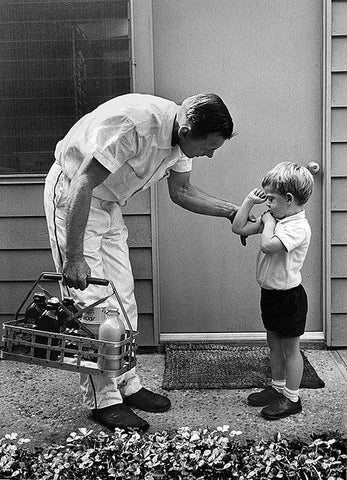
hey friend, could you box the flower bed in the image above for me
[1,426,346,479]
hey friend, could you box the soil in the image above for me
[0,351,346,450]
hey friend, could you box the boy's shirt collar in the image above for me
[277,210,306,223]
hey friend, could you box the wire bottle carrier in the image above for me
[0,272,138,378]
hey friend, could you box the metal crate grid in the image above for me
[0,273,138,378]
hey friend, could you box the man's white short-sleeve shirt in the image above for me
[256,210,311,290]
[54,94,192,205]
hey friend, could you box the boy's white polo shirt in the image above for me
[256,210,311,290]
[54,93,192,205]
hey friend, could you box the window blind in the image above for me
[0,0,131,174]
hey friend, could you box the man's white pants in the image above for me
[44,162,142,409]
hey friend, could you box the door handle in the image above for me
[307,162,320,175]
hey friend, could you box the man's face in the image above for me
[179,131,226,158]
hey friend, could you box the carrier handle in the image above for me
[42,272,109,286]
[41,273,134,334]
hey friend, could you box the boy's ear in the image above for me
[286,192,294,203]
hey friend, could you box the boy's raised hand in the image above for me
[247,188,267,204]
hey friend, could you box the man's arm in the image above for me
[63,157,110,290]
[167,170,239,221]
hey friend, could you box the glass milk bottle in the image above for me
[98,308,125,371]
[24,292,46,324]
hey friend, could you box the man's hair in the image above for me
[261,161,314,205]
[181,93,234,139]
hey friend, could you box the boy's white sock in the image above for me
[271,379,286,393]
[283,386,300,403]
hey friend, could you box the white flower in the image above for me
[18,438,31,445]
[78,428,93,437]
[190,431,200,441]
[217,425,230,432]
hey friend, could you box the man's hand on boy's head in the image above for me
[247,188,267,204]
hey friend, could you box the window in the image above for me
[0,0,132,175]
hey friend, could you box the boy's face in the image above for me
[264,186,291,220]
[179,131,225,158]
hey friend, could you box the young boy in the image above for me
[232,162,314,420]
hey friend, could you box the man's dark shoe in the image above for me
[261,396,302,420]
[247,386,283,406]
[91,404,149,431]
[123,388,171,413]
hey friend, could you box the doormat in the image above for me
[162,344,325,390]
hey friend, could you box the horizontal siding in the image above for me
[331,212,347,243]
[331,178,347,209]
[0,250,55,279]
[0,215,152,249]
[0,184,45,216]
[332,37,347,70]
[331,278,347,313]
[331,314,347,347]
[137,314,155,347]
[0,184,150,216]
[331,73,347,105]
[332,1,347,33]
[332,143,347,175]
[331,245,347,277]
[121,191,151,215]
[331,108,347,141]
[0,248,152,281]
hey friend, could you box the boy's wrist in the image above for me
[244,196,256,208]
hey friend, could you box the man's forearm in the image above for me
[65,177,93,260]
[172,183,239,220]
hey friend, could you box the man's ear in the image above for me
[178,125,191,139]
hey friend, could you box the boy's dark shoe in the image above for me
[123,387,171,413]
[261,396,302,420]
[247,386,283,406]
[91,404,149,431]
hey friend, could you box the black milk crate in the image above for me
[1,273,138,378]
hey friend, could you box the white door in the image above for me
[153,0,324,341]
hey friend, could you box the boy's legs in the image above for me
[267,330,286,383]
[247,330,285,406]
[261,334,303,419]
[281,335,303,391]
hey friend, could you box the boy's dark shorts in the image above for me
[260,284,307,338]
